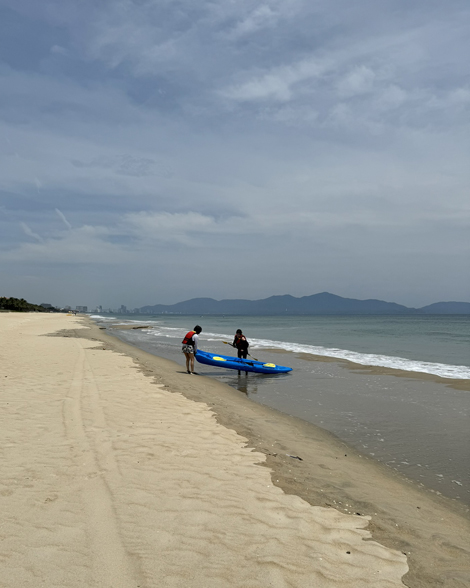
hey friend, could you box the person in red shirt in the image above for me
[182,325,202,374]
[232,329,249,359]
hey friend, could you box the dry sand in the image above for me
[1,313,468,587]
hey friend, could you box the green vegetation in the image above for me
[0,297,49,312]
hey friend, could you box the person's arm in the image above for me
[192,333,199,353]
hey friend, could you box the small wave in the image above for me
[150,327,233,339]
[249,338,470,380]
[123,319,160,325]
[111,323,470,380]
[90,315,117,320]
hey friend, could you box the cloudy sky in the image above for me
[1,0,469,309]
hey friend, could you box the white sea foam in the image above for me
[121,319,159,325]
[90,314,117,320]
[154,328,470,378]
[248,337,470,380]
[92,319,470,380]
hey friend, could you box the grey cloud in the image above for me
[20,222,43,242]
[71,155,172,178]
[55,208,72,229]
[0,0,468,307]
[2,224,126,265]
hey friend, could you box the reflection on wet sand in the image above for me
[219,370,257,396]
[237,372,252,395]
[220,370,292,397]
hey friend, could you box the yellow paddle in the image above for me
[222,341,258,361]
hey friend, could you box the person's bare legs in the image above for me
[184,352,196,373]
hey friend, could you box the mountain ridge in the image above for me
[138,292,470,315]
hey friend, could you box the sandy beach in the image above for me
[1,314,469,587]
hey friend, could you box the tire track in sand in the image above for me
[62,338,140,588]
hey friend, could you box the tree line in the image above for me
[0,297,49,312]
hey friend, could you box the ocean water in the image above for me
[90,313,470,506]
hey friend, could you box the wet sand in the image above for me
[1,313,469,587]
[105,326,470,505]
[295,351,470,392]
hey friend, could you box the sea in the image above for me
[90,313,470,507]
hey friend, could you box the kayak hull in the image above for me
[195,350,292,374]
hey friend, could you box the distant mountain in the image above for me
[418,301,470,314]
[138,292,470,315]
[139,292,433,315]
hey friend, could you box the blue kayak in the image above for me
[195,350,292,374]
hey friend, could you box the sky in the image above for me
[1,0,469,310]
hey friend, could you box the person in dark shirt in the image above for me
[232,329,249,359]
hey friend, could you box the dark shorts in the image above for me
[182,345,195,354]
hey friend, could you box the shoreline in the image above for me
[101,319,470,505]
[100,314,470,382]
[80,315,470,587]
[2,313,469,587]
[103,320,470,389]
[257,347,470,391]
[298,352,470,391]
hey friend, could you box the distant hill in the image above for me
[418,301,470,314]
[139,292,470,316]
